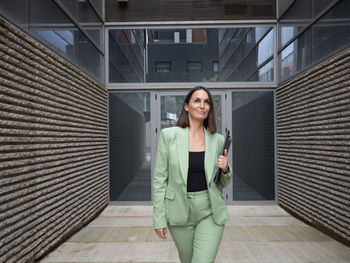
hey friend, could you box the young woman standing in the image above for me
[153,86,232,263]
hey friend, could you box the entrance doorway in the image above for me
[109,89,275,204]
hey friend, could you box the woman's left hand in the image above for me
[217,149,228,173]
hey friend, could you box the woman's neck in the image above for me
[188,120,204,135]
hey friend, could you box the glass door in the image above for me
[108,89,276,204]
[154,90,231,202]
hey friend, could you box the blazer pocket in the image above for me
[165,189,175,200]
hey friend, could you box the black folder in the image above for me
[213,130,231,185]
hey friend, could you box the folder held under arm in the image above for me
[213,130,231,185]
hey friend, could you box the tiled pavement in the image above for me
[39,205,350,263]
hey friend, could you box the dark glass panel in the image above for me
[78,0,103,49]
[0,0,28,31]
[312,0,350,63]
[109,29,146,83]
[29,0,79,64]
[281,29,312,81]
[279,0,312,47]
[79,32,101,81]
[231,91,275,201]
[109,92,151,201]
[57,0,103,49]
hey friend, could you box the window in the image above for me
[156,62,171,73]
[187,61,203,73]
[213,61,219,72]
[110,27,274,83]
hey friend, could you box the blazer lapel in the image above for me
[176,127,189,185]
[176,127,218,186]
[204,128,217,184]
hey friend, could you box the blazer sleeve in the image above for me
[152,129,169,229]
[216,165,232,188]
[216,134,232,188]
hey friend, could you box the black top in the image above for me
[187,151,208,192]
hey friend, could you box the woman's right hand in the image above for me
[155,228,167,239]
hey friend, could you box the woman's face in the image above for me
[184,89,210,123]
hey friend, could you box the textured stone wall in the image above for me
[0,18,108,263]
[276,48,350,245]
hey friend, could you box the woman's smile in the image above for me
[185,90,210,121]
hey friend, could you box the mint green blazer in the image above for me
[153,126,232,229]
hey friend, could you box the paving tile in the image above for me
[87,217,153,228]
[68,227,174,243]
[40,242,179,263]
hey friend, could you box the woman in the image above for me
[153,86,232,263]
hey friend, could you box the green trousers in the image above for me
[168,189,224,263]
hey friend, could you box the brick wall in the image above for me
[276,48,350,245]
[0,18,108,262]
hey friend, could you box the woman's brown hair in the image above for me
[176,86,216,133]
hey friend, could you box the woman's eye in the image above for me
[205,100,210,104]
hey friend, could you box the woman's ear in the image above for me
[184,103,189,112]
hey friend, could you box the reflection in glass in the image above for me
[109,93,151,201]
[27,0,103,83]
[220,28,273,82]
[109,29,146,83]
[160,95,222,134]
[312,0,334,18]
[312,0,350,63]
[279,0,312,48]
[156,62,171,73]
[0,0,28,31]
[90,0,104,19]
[279,0,349,81]
[213,61,219,73]
[161,96,184,129]
[258,30,274,66]
[77,0,103,49]
[187,62,203,73]
[219,28,249,71]
[29,0,79,62]
[281,43,294,80]
[278,0,330,49]
[34,29,76,59]
[248,60,274,81]
[79,32,101,81]
[147,29,217,82]
[109,27,274,83]
[231,91,275,201]
[281,29,312,81]
[149,29,206,44]
[56,0,103,49]
[281,26,296,47]
[219,27,273,82]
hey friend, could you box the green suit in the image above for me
[153,126,232,229]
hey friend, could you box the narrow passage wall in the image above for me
[277,47,350,245]
[0,18,108,263]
